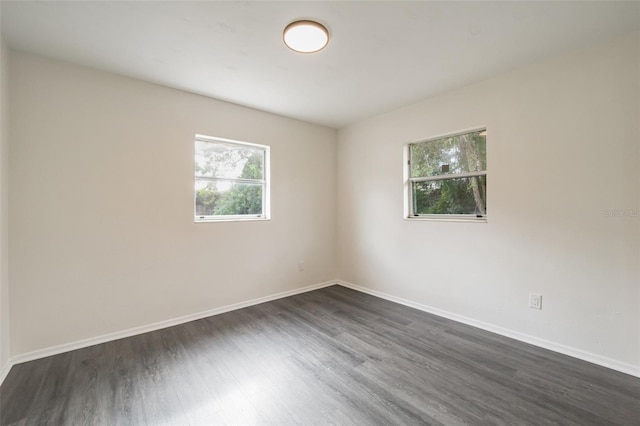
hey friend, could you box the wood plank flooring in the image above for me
[1,285,639,425]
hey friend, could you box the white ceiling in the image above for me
[1,1,638,129]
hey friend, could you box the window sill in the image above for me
[405,215,487,223]
[195,216,271,223]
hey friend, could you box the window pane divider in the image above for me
[410,170,486,183]
[195,176,265,185]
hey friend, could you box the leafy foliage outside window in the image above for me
[408,129,487,218]
[195,136,268,220]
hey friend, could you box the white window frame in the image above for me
[194,134,270,223]
[404,127,487,223]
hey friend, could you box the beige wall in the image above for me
[9,52,337,355]
[337,33,640,371]
[0,36,10,376]
[5,32,639,376]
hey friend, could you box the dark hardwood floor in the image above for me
[1,285,639,425]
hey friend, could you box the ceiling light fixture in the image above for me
[283,20,329,53]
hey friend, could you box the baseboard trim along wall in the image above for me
[1,280,337,385]
[2,279,638,388]
[0,361,11,386]
[336,280,640,378]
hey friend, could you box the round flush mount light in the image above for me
[283,20,329,53]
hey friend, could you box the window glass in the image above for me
[194,136,269,222]
[408,129,487,220]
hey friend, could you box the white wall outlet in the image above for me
[298,261,304,272]
[529,293,542,310]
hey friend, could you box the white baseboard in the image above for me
[0,360,11,386]
[336,280,640,378]
[3,278,638,388]
[5,280,338,378]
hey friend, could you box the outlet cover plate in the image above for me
[529,293,542,310]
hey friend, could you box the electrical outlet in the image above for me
[529,293,542,310]
[298,261,304,272]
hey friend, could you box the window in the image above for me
[406,128,487,221]
[194,135,270,222]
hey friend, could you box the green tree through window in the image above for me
[408,129,487,218]
[195,136,269,220]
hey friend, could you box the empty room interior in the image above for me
[0,1,639,425]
